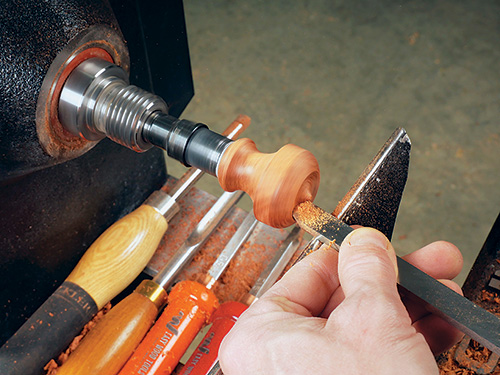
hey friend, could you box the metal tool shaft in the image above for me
[293,201,500,356]
[207,210,259,288]
[152,191,244,290]
[249,226,304,299]
[208,226,305,375]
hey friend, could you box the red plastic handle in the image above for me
[118,280,218,375]
[178,301,248,375]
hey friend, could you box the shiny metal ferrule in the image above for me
[144,190,180,220]
[134,280,167,309]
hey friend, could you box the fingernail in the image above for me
[345,227,389,250]
[344,227,399,278]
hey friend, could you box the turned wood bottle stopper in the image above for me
[217,138,320,228]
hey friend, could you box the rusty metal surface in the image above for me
[332,127,410,240]
[292,128,410,266]
[454,337,500,374]
[146,177,301,304]
[0,0,124,180]
[36,32,127,161]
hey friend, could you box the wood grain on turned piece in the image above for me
[217,138,320,228]
[66,204,168,309]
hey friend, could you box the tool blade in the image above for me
[334,127,411,240]
[208,210,259,282]
[293,201,500,356]
[292,128,410,265]
[293,202,354,246]
[249,226,304,299]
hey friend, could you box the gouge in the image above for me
[180,225,304,375]
[293,201,500,356]
[0,116,249,375]
[56,190,244,375]
[118,211,259,375]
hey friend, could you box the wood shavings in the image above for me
[43,303,112,374]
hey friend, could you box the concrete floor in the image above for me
[167,0,500,285]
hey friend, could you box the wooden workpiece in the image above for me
[217,138,320,228]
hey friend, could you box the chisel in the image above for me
[118,210,259,375]
[0,116,249,375]
[56,190,244,375]
[179,225,304,375]
[292,201,500,356]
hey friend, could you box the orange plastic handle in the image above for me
[178,301,248,375]
[118,280,219,375]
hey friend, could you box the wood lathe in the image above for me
[1,1,499,375]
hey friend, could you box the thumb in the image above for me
[338,227,399,299]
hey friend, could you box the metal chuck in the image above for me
[58,58,232,175]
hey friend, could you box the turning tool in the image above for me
[179,226,304,375]
[118,211,259,375]
[0,117,248,375]
[294,127,410,264]
[58,58,320,227]
[56,191,244,375]
[293,201,500,356]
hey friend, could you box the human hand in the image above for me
[219,227,464,374]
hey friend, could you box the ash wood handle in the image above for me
[56,291,159,375]
[66,204,168,309]
[217,138,320,228]
[0,205,167,375]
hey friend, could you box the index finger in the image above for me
[259,245,341,317]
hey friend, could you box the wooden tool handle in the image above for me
[217,138,320,228]
[66,204,168,309]
[56,290,161,375]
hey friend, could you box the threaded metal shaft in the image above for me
[58,57,232,175]
[93,80,167,151]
